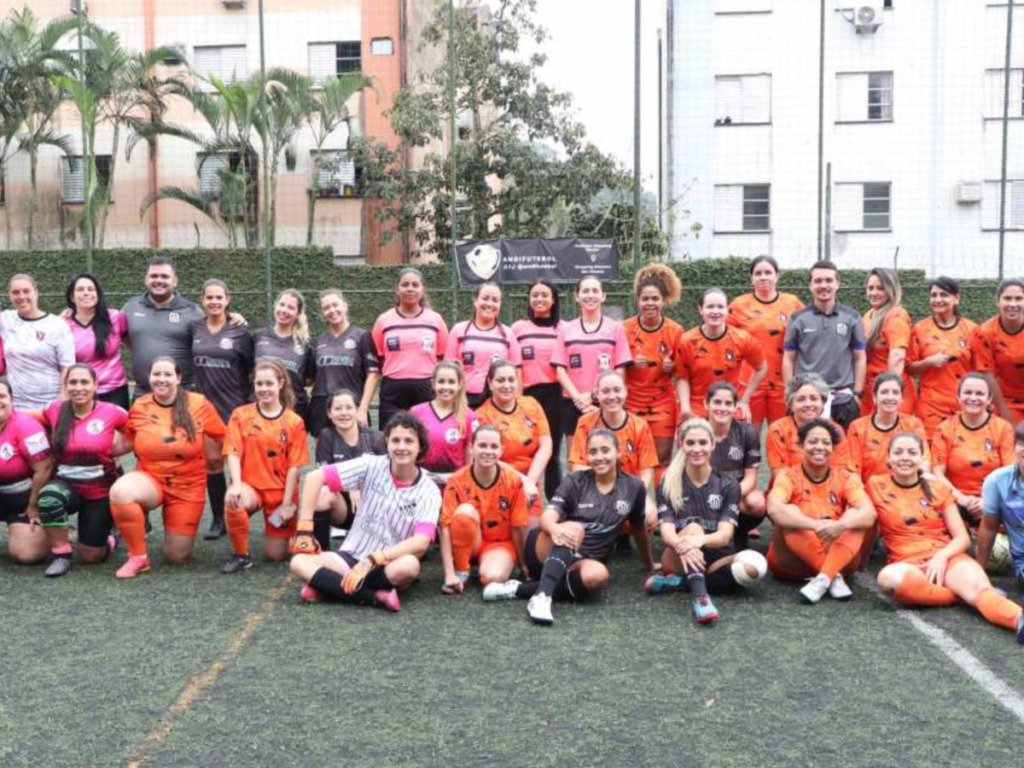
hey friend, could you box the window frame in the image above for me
[714,73,772,126]
[61,154,113,205]
[713,183,771,234]
[833,181,892,232]
[742,184,771,232]
[310,149,362,199]
[835,71,894,124]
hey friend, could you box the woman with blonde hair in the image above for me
[410,360,478,481]
[862,268,916,415]
[254,289,314,428]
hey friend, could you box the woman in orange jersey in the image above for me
[766,373,848,479]
[845,373,929,482]
[623,263,685,468]
[931,372,1015,525]
[766,419,876,604]
[109,357,227,578]
[474,358,552,513]
[907,277,978,438]
[862,268,916,416]
[220,361,309,573]
[677,288,767,422]
[871,432,1024,642]
[728,256,804,433]
[439,424,529,598]
[972,278,1024,425]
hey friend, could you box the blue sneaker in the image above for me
[643,573,685,595]
[692,594,719,624]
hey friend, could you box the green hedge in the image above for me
[0,249,1003,333]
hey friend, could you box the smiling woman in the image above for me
[446,282,522,409]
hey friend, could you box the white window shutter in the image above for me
[714,185,743,232]
[198,154,227,198]
[715,77,741,123]
[1013,180,1024,227]
[220,46,246,83]
[836,74,867,122]
[986,71,1004,119]
[309,43,336,85]
[744,75,771,123]
[833,183,862,230]
[61,157,84,203]
[983,182,1001,229]
[1013,70,1024,118]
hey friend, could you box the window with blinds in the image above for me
[834,182,891,231]
[982,180,1024,229]
[61,155,112,204]
[197,153,230,199]
[309,42,361,85]
[714,74,771,125]
[984,69,1024,118]
[193,45,247,91]
[836,72,893,122]
[312,150,359,198]
[714,184,770,232]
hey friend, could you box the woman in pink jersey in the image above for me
[64,274,130,410]
[551,276,633,439]
[410,361,477,481]
[371,268,449,431]
[446,282,522,409]
[0,378,54,565]
[512,280,564,498]
[34,364,130,577]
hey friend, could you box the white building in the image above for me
[662,0,1024,277]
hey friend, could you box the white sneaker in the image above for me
[828,573,854,601]
[482,580,521,602]
[800,574,831,604]
[527,592,554,624]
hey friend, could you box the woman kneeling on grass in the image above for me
[645,418,768,625]
[289,411,441,613]
[514,428,654,625]
[439,424,530,597]
[869,432,1024,643]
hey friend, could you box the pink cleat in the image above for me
[375,589,401,613]
[116,555,151,579]
[299,584,322,603]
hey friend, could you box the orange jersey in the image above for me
[909,316,978,431]
[862,307,916,414]
[728,292,804,395]
[440,463,529,543]
[930,414,1015,496]
[569,410,658,477]
[126,392,227,500]
[868,474,956,564]
[622,316,684,410]
[972,316,1024,409]
[766,416,848,473]
[474,396,550,475]
[677,326,765,415]
[845,413,929,482]
[768,465,869,521]
[223,404,309,492]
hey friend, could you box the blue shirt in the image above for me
[981,463,1024,578]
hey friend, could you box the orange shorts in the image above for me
[893,551,973,571]
[766,542,816,581]
[478,539,518,564]
[630,400,678,439]
[748,387,787,426]
[255,488,299,540]
[139,471,205,538]
[528,497,543,518]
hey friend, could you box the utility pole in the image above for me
[259,0,273,322]
[816,0,826,261]
[998,0,1015,279]
[75,0,92,270]
[633,0,642,267]
[449,0,459,324]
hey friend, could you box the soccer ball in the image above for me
[985,533,1013,575]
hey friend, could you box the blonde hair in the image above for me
[433,360,470,439]
[634,262,682,305]
[276,289,310,349]
[866,268,903,348]
[660,417,715,511]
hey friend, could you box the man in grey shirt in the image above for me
[782,260,866,430]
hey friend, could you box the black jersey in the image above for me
[190,320,255,421]
[311,326,379,397]
[711,420,761,484]
[316,426,386,465]
[656,471,740,533]
[253,328,314,408]
[549,469,646,561]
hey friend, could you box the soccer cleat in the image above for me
[527,592,554,625]
[203,520,226,540]
[828,573,854,601]
[44,555,72,578]
[116,555,151,579]
[482,580,521,602]
[691,594,719,624]
[643,573,685,595]
[375,589,401,613]
[299,584,322,603]
[220,554,253,574]
[800,574,832,604]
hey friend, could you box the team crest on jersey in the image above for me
[445,427,460,444]
[524,418,535,429]
[462,351,475,365]
[169,312,180,324]
[779,312,788,323]
[708,494,722,510]
[659,342,669,356]
[958,338,967,349]
[422,336,435,352]
[0,443,12,460]
[569,354,582,369]
[836,323,848,336]
[986,439,995,452]
[725,349,735,362]
[829,492,839,507]
[727,445,743,461]
[499,497,509,511]
[219,338,234,350]
[615,500,631,517]
[35,330,46,341]
[920,497,931,508]
[598,353,612,370]
[344,338,357,349]
[85,419,105,435]
[626,440,635,453]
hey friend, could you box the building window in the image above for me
[309,42,361,85]
[714,184,770,232]
[193,45,247,91]
[982,180,1024,229]
[834,182,891,231]
[984,69,1024,118]
[62,155,112,204]
[371,38,394,56]
[312,150,361,198]
[714,74,771,125]
[197,151,255,217]
[836,72,893,122]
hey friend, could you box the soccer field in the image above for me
[1,519,1021,768]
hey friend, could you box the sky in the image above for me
[531,0,663,192]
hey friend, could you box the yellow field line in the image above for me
[125,576,293,768]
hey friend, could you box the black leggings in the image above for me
[75,497,114,548]
[97,385,130,411]
[524,382,563,499]
[378,377,434,431]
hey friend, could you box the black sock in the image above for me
[363,568,395,592]
[537,545,574,597]
[686,571,708,599]
[705,564,742,594]
[553,569,588,602]
[309,567,347,601]
[734,513,762,549]
[207,472,227,525]
[516,581,539,600]
[313,512,331,551]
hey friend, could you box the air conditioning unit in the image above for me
[222,0,246,7]
[70,0,87,15]
[854,4,883,34]
[955,182,983,205]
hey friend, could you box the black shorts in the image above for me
[467,392,487,410]
[379,377,434,429]
[703,545,736,568]
[560,397,583,438]
[97,385,131,411]
[75,496,114,548]
[0,492,31,525]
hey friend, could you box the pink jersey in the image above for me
[410,401,478,473]
[66,309,129,393]
[42,400,128,500]
[0,411,51,492]
[372,308,449,380]
[551,316,633,396]
[511,319,562,388]
[445,321,522,395]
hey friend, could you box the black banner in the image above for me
[455,238,620,287]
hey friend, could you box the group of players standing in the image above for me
[1,256,1024,637]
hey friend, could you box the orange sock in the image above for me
[781,529,826,573]
[225,504,250,557]
[110,501,147,558]
[449,514,478,573]
[820,529,867,580]
[892,568,960,607]
[975,587,1023,631]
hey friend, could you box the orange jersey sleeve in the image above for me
[622,415,659,476]
[440,464,527,542]
[568,410,599,467]
[973,317,1024,405]
[931,415,1015,496]
[868,474,955,564]
[475,396,550,475]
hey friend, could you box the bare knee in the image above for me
[743,491,767,518]
[454,504,480,522]
[876,565,906,594]
[8,545,46,565]
[388,554,421,588]
[78,546,108,565]
[580,561,610,591]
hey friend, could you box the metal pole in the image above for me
[998,0,1015,280]
[449,0,459,325]
[657,28,663,231]
[258,0,273,322]
[816,0,826,261]
[76,3,92,270]
[824,162,832,261]
[633,0,642,267]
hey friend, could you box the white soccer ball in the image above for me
[985,533,1013,575]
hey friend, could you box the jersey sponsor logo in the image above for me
[219,338,234,350]
[0,443,13,460]
[386,336,401,351]
[35,330,46,342]
[194,356,233,370]
[318,354,355,367]
[615,499,631,517]
[344,338,357,350]
[85,419,105,435]
[569,353,582,369]
[169,312,181,324]
[708,493,722,511]
[24,432,49,453]
[445,427,461,444]
[462,351,475,366]
[597,353,611,370]
[836,323,848,336]
[522,345,535,360]
[727,445,743,461]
